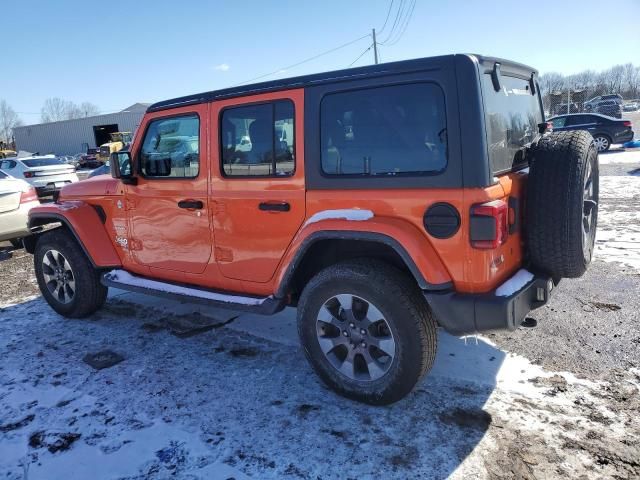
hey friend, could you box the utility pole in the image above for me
[372,28,379,64]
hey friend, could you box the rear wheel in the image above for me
[34,229,108,318]
[297,260,437,405]
[592,134,611,152]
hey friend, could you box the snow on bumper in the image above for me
[424,270,555,335]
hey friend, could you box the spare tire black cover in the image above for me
[525,130,599,279]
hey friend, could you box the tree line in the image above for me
[539,63,640,103]
[0,98,101,145]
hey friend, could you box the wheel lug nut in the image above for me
[343,330,349,337]
[361,342,366,348]
[360,329,366,335]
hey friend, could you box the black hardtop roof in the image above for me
[148,53,537,113]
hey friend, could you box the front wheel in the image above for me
[34,229,108,318]
[297,260,437,405]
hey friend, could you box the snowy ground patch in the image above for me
[1,294,638,479]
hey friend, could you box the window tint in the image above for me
[22,158,65,168]
[320,83,447,176]
[566,115,593,126]
[140,115,199,178]
[481,74,543,174]
[221,100,294,177]
[0,160,16,169]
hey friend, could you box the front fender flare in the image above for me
[27,201,121,268]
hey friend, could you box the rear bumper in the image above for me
[425,273,555,335]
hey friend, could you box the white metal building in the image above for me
[13,103,149,156]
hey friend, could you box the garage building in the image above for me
[13,103,149,156]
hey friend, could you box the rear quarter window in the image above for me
[481,74,543,175]
[320,83,447,176]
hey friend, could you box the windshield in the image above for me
[22,158,66,168]
[481,74,543,174]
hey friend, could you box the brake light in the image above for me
[623,120,632,127]
[470,200,508,249]
[23,171,34,178]
[20,187,39,204]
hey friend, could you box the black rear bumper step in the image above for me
[101,270,285,315]
[425,274,554,335]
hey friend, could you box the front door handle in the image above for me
[178,200,204,209]
[259,201,290,212]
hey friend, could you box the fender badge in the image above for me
[117,200,123,209]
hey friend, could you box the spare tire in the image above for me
[526,130,599,278]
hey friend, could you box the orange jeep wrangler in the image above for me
[25,54,598,404]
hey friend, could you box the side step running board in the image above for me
[101,269,284,315]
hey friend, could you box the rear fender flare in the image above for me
[27,201,121,268]
[275,219,453,298]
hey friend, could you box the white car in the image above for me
[0,155,79,198]
[0,170,40,247]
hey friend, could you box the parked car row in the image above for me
[548,113,634,151]
[0,169,40,247]
[0,155,79,198]
[552,94,640,119]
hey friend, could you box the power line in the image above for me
[234,34,371,86]
[349,46,373,67]
[383,0,416,46]
[378,0,395,35]
[380,0,405,44]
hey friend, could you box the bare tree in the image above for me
[78,102,100,117]
[41,97,73,122]
[539,72,565,96]
[0,99,22,145]
[623,63,640,98]
[41,98,101,122]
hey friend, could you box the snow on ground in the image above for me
[595,148,640,271]
[1,289,638,479]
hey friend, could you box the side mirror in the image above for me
[110,151,137,185]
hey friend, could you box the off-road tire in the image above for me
[297,259,437,405]
[34,228,108,318]
[526,130,599,278]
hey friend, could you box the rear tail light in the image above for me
[470,200,508,249]
[623,120,632,127]
[23,171,34,178]
[20,187,39,204]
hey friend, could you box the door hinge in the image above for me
[129,239,143,251]
[215,247,233,262]
[211,200,226,215]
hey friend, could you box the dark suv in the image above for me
[585,99,623,118]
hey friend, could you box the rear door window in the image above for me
[481,74,543,174]
[320,83,447,176]
[551,117,567,128]
[566,115,593,127]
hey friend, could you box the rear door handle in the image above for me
[259,201,290,212]
[178,200,204,209]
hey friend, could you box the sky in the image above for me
[3,0,639,126]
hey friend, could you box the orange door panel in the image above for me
[210,89,305,283]
[125,104,213,275]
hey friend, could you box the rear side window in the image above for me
[221,100,295,177]
[320,83,447,176]
[140,115,199,178]
[481,74,543,174]
[22,158,65,168]
[566,115,593,126]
